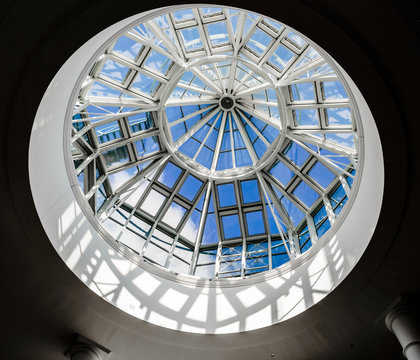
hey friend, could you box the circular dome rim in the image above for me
[28,3,384,334]
[63,4,365,285]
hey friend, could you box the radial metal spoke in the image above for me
[193,111,222,160]
[234,81,272,98]
[236,109,271,148]
[169,104,217,127]
[210,111,227,171]
[190,66,223,94]
[145,20,186,64]
[289,127,354,135]
[231,111,258,164]
[189,181,212,274]
[256,172,294,257]
[173,82,218,96]
[288,132,356,157]
[165,98,219,107]
[174,107,220,149]
[235,102,281,129]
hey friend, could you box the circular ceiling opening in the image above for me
[29,3,383,334]
[67,5,361,280]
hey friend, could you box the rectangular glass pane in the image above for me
[140,189,166,216]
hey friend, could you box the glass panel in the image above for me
[241,179,260,203]
[253,138,267,158]
[144,50,173,75]
[135,136,160,156]
[128,112,154,133]
[96,185,106,211]
[323,81,348,100]
[280,196,304,226]
[294,109,319,126]
[140,189,166,216]
[88,82,122,98]
[196,146,214,168]
[283,141,310,167]
[95,121,121,144]
[144,241,168,266]
[102,146,129,167]
[222,214,241,239]
[329,185,348,215]
[268,44,294,71]
[308,162,335,188]
[112,36,142,61]
[173,9,195,22]
[245,211,265,235]
[206,22,229,47]
[271,240,289,268]
[292,181,319,208]
[326,108,351,126]
[100,59,129,83]
[313,206,331,237]
[179,175,203,201]
[217,183,236,207]
[291,82,315,101]
[131,72,160,96]
[246,28,272,56]
[162,202,187,228]
[180,27,203,52]
[202,212,218,245]
[179,137,201,158]
[235,149,252,167]
[157,162,182,189]
[108,165,138,190]
[270,160,295,186]
[201,7,222,16]
[216,151,232,170]
[325,133,355,149]
[286,31,306,48]
[180,209,201,242]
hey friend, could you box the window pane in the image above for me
[245,211,265,235]
[241,179,260,203]
[135,136,160,156]
[100,59,129,83]
[207,22,229,46]
[222,214,241,239]
[157,162,182,188]
[217,183,236,207]
[270,160,294,186]
[180,27,203,52]
[326,108,351,126]
[140,189,166,216]
[144,50,173,75]
[179,175,203,201]
[162,202,186,228]
[283,141,309,167]
[268,44,294,71]
[308,162,335,188]
[102,146,129,167]
[323,81,347,100]
[112,36,142,61]
[95,121,121,144]
[246,28,272,55]
[291,82,315,101]
[294,109,319,126]
[293,181,319,208]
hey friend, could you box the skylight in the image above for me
[69,5,360,280]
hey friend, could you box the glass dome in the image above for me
[69,5,359,280]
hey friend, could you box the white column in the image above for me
[66,335,110,360]
[386,303,420,360]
